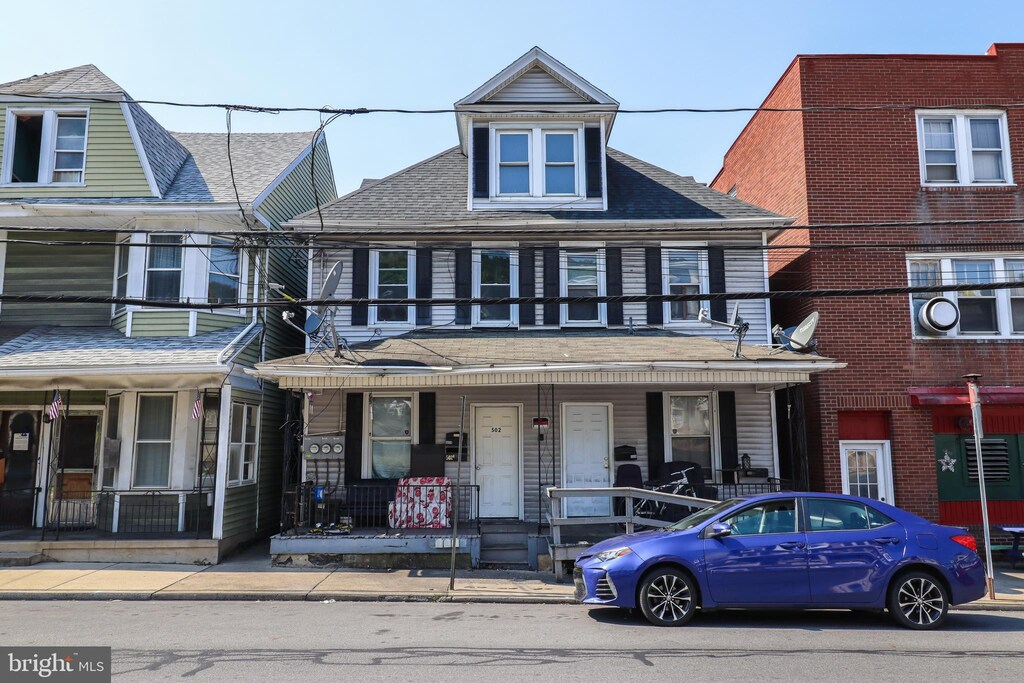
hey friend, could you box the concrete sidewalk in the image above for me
[0,543,1021,608]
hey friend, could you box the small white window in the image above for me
[917,111,1012,186]
[488,124,587,202]
[908,259,941,335]
[370,249,415,325]
[208,238,241,305]
[953,259,998,334]
[662,249,707,324]
[561,249,606,325]
[228,402,259,485]
[133,394,174,488]
[145,235,183,302]
[473,248,518,326]
[114,239,130,313]
[2,109,88,185]
[364,394,417,479]
[544,132,577,195]
[498,132,530,195]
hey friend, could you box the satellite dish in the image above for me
[728,301,740,327]
[317,261,344,316]
[774,311,819,352]
[304,311,324,335]
[918,297,959,333]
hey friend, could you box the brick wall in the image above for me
[712,44,1024,521]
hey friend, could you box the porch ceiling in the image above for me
[252,329,843,389]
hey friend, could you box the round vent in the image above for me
[918,297,959,333]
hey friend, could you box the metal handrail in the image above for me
[545,485,715,537]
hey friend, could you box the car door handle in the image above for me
[873,537,900,545]
[779,541,806,550]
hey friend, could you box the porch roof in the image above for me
[252,329,844,389]
[0,324,261,390]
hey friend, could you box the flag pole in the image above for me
[964,373,995,600]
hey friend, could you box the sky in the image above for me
[3,0,1023,195]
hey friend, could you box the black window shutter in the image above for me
[718,391,738,469]
[518,247,535,325]
[455,247,472,325]
[646,392,665,481]
[344,392,364,484]
[542,247,559,325]
[645,247,663,325]
[708,246,727,321]
[606,247,623,326]
[352,248,369,326]
[418,392,436,445]
[472,127,489,198]
[584,127,602,198]
[416,248,432,326]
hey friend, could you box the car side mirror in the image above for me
[708,522,732,539]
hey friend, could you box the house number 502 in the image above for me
[491,427,502,433]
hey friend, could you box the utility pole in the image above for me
[963,374,995,600]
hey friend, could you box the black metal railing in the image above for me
[713,479,794,499]
[0,487,39,532]
[43,488,214,538]
[290,481,480,533]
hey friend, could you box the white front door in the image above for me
[475,405,520,518]
[840,440,895,504]
[562,403,612,517]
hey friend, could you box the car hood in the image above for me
[584,529,674,560]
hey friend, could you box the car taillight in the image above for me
[951,534,977,552]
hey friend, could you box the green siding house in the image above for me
[0,65,336,563]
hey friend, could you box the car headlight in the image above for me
[594,547,633,562]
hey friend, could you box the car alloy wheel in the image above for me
[638,568,697,626]
[889,572,948,630]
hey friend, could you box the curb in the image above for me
[0,590,577,604]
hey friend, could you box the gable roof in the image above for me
[456,47,617,106]
[290,146,780,227]
[0,64,123,97]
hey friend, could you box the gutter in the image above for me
[0,363,227,378]
[284,215,791,232]
[218,320,260,364]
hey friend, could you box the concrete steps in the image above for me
[0,552,43,567]
[479,520,531,568]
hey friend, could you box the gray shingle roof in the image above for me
[128,102,191,196]
[0,65,123,96]
[260,328,828,371]
[295,146,780,225]
[0,324,260,370]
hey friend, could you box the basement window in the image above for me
[2,109,88,185]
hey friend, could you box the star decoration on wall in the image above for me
[938,452,956,473]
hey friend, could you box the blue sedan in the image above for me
[574,492,985,629]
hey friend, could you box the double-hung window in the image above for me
[365,394,416,479]
[662,249,707,323]
[561,248,606,325]
[208,238,241,305]
[491,125,585,200]
[145,235,183,302]
[2,109,88,185]
[133,394,174,488]
[473,248,518,325]
[498,132,530,195]
[370,249,415,324]
[665,393,715,479]
[907,254,1024,338]
[228,402,259,485]
[917,111,1012,185]
[114,239,130,312]
[544,132,577,195]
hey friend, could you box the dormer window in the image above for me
[498,133,530,194]
[544,133,577,194]
[486,124,588,203]
[1,108,89,185]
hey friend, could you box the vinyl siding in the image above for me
[0,101,153,198]
[313,239,771,345]
[128,311,190,337]
[2,232,115,326]
[195,312,246,335]
[223,386,284,539]
[486,67,589,103]
[307,384,775,524]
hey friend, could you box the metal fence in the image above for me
[289,481,480,533]
[43,489,214,538]
[0,487,39,532]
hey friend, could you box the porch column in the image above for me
[211,383,232,540]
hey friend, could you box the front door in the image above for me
[475,405,520,518]
[49,415,100,528]
[0,411,40,529]
[840,441,894,504]
[562,403,612,517]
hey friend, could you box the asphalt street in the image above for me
[2,601,1022,681]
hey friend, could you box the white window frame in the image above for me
[207,237,243,308]
[907,252,1024,339]
[131,393,175,490]
[916,110,1013,186]
[488,122,586,202]
[227,401,259,487]
[1,107,90,186]
[144,233,184,303]
[663,391,720,474]
[101,393,121,490]
[369,249,416,326]
[559,246,607,326]
[496,130,532,196]
[361,392,419,480]
[472,246,519,326]
[661,244,709,326]
[112,237,130,315]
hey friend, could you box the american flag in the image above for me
[191,390,204,421]
[47,390,62,421]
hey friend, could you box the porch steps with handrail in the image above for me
[479,520,531,568]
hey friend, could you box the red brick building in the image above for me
[713,43,1024,526]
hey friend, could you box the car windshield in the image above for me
[666,498,744,531]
